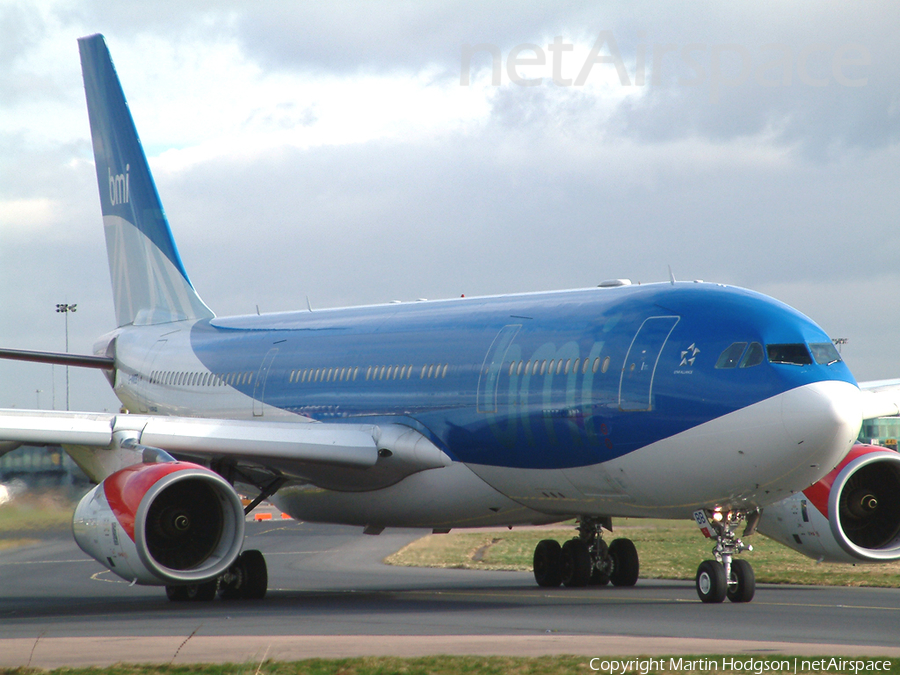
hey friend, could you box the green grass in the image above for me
[385,519,900,587]
[3,656,900,675]
[0,490,75,534]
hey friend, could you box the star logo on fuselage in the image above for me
[680,343,700,367]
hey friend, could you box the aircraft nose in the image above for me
[781,380,862,472]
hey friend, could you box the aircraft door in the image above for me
[618,316,679,412]
[477,325,521,413]
[253,347,279,417]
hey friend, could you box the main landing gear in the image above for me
[166,549,268,602]
[693,509,758,604]
[533,517,639,589]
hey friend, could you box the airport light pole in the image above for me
[56,303,76,410]
[832,337,848,354]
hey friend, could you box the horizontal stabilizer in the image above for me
[0,348,114,370]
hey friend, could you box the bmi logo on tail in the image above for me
[108,164,130,205]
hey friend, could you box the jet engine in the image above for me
[73,461,245,585]
[758,444,900,563]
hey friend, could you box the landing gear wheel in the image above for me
[589,566,611,586]
[727,559,755,603]
[588,536,610,586]
[561,539,592,587]
[166,580,217,602]
[241,550,268,599]
[696,560,727,603]
[609,538,639,587]
[220,550,268,600]
[533,539,562,587]
[166,585,188,602]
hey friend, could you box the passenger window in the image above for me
[809,342,842,366]
[517,361,525,376]
[602,356,610,373]
[767,343,813,366]
[442,364,449,377]
[739,342,764,368]
[572,358,580,374]
[715,342,747,369]
[540,360,547,375]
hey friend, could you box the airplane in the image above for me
[1,33,899,605]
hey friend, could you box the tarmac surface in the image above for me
[2,518,900,667]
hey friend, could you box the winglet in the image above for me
[78,34,213,327]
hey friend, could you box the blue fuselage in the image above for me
[124,282,856,473]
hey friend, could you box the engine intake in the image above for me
[759,444,900,563]
[74,461,245,585]
[829,450,900,559]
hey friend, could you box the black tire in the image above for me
[533,539,562,587]
[560,539,592,587]
[186,580,218,601]
[726,559,755,603]
[240,550,268,600]
[696,560,727,603]
[609,538,639,587]
[166,585,189,602]
[589,566,611,586]
[219,578,242,600]
[588,539,611,586]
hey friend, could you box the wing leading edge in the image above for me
[858,379,900,420]
[0,409,379,482]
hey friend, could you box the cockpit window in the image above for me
[715,342,747,369]
[767,343,812,366]
[809,342,842,366]
[739,342,764,368]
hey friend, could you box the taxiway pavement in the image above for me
[2,520,899,667]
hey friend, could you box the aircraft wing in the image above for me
[0,409,379,478]
[858,379,900,420]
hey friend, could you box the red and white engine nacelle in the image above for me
[758,443,900,563]
[73,461,245,585]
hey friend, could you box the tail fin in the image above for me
[78,34,213,327]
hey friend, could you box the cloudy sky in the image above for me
[1,1,898,412]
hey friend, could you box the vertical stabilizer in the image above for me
[78,34,214,327]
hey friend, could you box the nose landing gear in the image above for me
[693,509,758,603]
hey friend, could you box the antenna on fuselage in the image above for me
[306,296,313,312]
[668,266,676,285]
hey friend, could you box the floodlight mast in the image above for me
[55,303,77,410]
